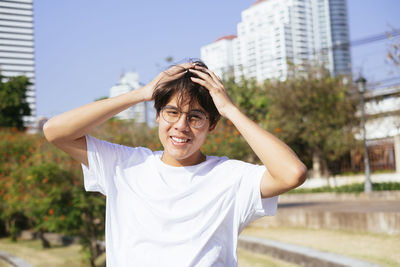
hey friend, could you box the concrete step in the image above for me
[238,235,382,267]
[255,193,400,235]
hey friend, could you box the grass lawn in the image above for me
[241,226,400,267]
[2,227,398,267]
[0,238,84,267]
[237,248,299,267]
[0,259,12,267]
[0,237,296,267]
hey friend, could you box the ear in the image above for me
[156,114,160,124]
[208,122,217,132]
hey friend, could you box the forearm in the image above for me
[44,88,147,143]
[188,64,306,194]
[225,105,307,186]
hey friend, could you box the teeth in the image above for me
[172,137,188,143]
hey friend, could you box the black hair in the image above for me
[152,59,220,127]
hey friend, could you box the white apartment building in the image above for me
[109,72,155,126]
[200,35,236,80]
[201,0,351,82]
[0,0,36,125]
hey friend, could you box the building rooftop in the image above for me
[365,84,400,100]
[215,35,237,42]
[251,0,267,7]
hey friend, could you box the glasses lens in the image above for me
[161,107,207,128]
[188,111,206,128]
[162,108,180,123]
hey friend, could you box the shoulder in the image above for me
[205,156,264,177]
[211,156,258,170]
[86,135,155,161]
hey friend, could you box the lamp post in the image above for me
[356,76,372,193]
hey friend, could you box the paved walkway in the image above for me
[0,250,32,267]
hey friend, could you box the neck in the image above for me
[161,152,206,167]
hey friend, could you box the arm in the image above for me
[43,64,192,166]
[189,66,307,198]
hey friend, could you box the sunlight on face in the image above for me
[156,94,211,167]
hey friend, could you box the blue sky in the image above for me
[34,0,400,118]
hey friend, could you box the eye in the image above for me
[165,109,179,117]
[188,112,204,121]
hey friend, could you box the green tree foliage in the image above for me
[201,76,272,164]
[203,118,256,162]
[387,29,400,67]
[0,75,31,129]
[91,119,162,151]
[224,77,270,124]
[265,64,359,175]
[94,96,109,101]
[23,163,80,248]
[0,128,104,266]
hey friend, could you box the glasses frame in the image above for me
[160,106,209,129]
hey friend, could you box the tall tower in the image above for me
[328,0,351,75]
[0,0,36,125]
[200,0,351,81]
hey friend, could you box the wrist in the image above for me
[134,87,151,102]
[220,104,240,119]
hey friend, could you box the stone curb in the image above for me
[0,250,33,267]
[238,235,382,267]
[279,191,400,202]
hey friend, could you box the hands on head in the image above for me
[188,65,234,117]
[142,60,234,118]
[141,62,196,101]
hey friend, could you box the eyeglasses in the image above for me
[161,106,208,128]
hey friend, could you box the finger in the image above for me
[165,63,195,75]
[179,62,196,69]
[190,77,214,90]
[188,69,217,87]
[163,69,187,82]
[164,66,186,76]
[155,70,187,88]
[193,65,222,85]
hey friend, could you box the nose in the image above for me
[173,113,190,130]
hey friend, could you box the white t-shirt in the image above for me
[81,135,278,267]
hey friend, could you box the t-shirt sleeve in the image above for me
[235,163,278,232]
[81,135,134,196]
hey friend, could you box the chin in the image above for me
[169,151,193,161]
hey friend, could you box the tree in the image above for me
[387,29,400,67]
[0,127,106,266]
[22,162,79,248]
[0,75,31,129]
[224,76,270,125]
[266,64,359,177]
[0,128,36,240]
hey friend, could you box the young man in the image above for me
[44,61,307,266]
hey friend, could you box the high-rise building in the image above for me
[109,72,156,127]
[201,0,351,82]
[200,35,236,80]
[317,0,351,75]
[0,0,36,125]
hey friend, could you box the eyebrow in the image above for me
[164,105,206,113]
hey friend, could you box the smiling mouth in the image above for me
[171,136,190,143]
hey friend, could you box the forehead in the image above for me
[165,93,204,111]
